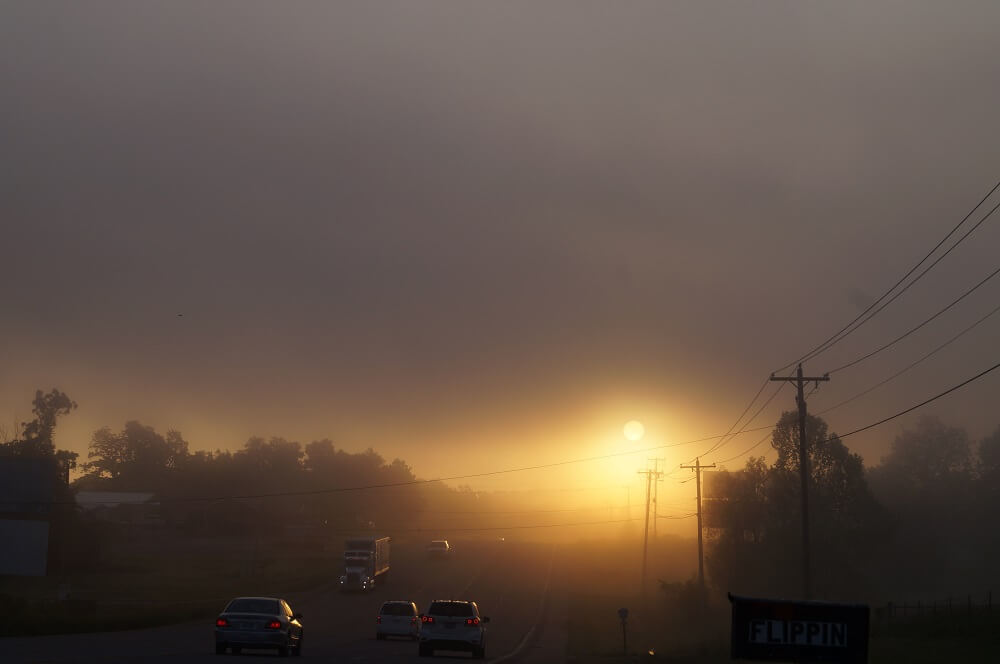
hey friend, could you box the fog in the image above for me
[3,3,1000,658]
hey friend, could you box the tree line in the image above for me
[705,411,1000,601]
[0,388,478,544]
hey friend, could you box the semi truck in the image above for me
[339,536,390,592]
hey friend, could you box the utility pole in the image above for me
[681,457,715,593]
[650,458,664,538]
[770,363,829,599]
[638,463,663,598]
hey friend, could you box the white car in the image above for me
[376,600,420,640]
[418,600,489,658]
[426,540,451,557]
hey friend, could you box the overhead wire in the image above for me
[834,358,1000,441]
[774,178,1000,374]
[827,261,1000,374]
[692,381,789,461]
[28,360,999,508]
[816,301,1000,416]
[713,430,774,466]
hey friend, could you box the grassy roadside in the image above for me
[0,531,335,636]
[565,593,1000,663]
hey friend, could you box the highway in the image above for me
[0,540,561,664]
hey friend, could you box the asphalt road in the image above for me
[0,540,555,664]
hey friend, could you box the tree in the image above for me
[706,412,881,600]
[20,389,77,455]
[82,421,189,489]
[0,388,79,483]
[869,415,972,505]
[866,416,978,595]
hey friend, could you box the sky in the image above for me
[3,2,1000,517]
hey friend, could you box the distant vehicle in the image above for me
[426,540,451,557]
[340,535,391,591]
[214,596,303,656]
[418,600,490,658]
[376,600,421,640]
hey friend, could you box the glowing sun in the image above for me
[624,420,645,441]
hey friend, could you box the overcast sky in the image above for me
[3,2,999,499]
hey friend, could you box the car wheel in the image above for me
[293,634,302,657]
[215,643,226,655]
[418,643,432,657]
[376,632,384,640]
[232,646,241,655]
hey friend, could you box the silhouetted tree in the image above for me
[867,416,979,594]
[706,411,881,600]
[0,388,79,483]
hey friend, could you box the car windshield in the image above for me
[225,598,279,614]
[428,542,448,549]
[428,602,474,617]
[381,603,415,616]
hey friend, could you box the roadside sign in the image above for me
[617,607,629,621]
[729,594,869,663]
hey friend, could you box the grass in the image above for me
[0,529,335,636]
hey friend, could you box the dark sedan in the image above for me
[214,596,303,656]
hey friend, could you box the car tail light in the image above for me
[465,618,480,626]
[216,618,228,627]
[266,620,282,629]
[411,617,418,624]
[376,616,382,624]
[421,616,434,624]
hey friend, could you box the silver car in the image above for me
[418,600,489,658]
[376,600,421,640]
[426,540,451,557]
[214,596,303,656]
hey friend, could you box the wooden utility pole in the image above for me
[638,464,663,597]
[650,458,664,538]
[770,363,829,599]
[681,457,715,592]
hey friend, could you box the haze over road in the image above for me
[0,540,559,664]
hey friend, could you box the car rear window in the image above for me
[226,598,279,614]
[428,601,474,617]
[381,603,415,616]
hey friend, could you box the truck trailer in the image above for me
[339,536,390,592]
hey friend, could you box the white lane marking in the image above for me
[490,545,555,664]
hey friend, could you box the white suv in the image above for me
[376,600,420,640]
[418,600,489,658]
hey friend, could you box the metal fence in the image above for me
[873,591,994,634]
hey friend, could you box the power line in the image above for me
[801,198,1000,369]
[835,359,1000,440]
[416,504,638,515]
[47,429,767,507]
[27,360,999,509]
[817,301,1000,416]
[328,516,648,533]
[693,381,788,461]
[775,178,1000,374]
[827,262,1000,374]
[713,430,773,466]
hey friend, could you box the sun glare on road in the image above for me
[623,420,645,441]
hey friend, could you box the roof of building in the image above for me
[75,491,156,509]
